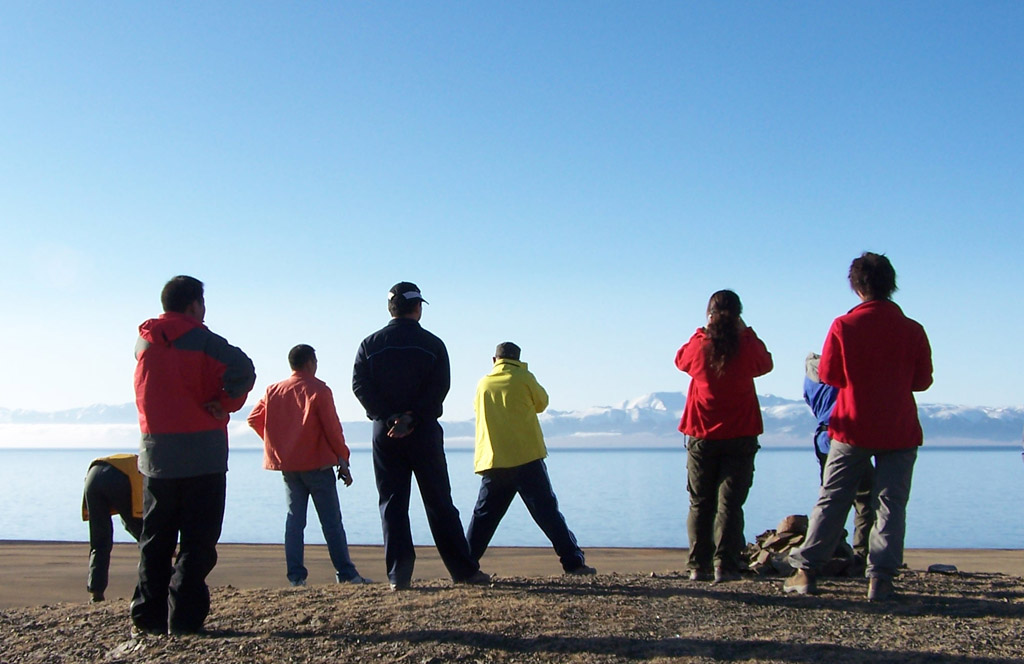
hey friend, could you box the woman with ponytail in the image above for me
[675,290,773,583]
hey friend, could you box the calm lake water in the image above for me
[2,447,1021,549]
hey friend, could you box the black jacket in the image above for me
[352,318,450,422]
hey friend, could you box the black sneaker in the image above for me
[565,565,597,576]
[168,626,206,637]
[130,623,166,638]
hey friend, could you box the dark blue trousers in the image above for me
[131,473,225,634]
[84,463,143,595]
[372,419,478,586]
[467,459,586,572]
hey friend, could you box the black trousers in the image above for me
[467,459,586,571]
[372,419,478,586]
[130,473,226,634]
[84,463,143,594]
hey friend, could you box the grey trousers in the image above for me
[789,441,917,581]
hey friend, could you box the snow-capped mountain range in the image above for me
[1,393,1021,449]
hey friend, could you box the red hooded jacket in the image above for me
[134,312,255,478]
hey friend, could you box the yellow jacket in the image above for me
[81,453,144,520]
[474,359,549,473]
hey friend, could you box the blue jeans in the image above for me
[467,459,586,572]
[790,441,917,581]
[283,468,359,583]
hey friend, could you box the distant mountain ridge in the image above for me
[0,403,140,424]
[2,393,1021,448]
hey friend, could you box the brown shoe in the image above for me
[867,577,895,601]
[688,569,713,582]
[713,567,742,584]
[456,570,491,586]
[783,569,817,595]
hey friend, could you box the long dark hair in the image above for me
[704,290,742,375]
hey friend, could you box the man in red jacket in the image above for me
[784,253,933,601]
[248,344,371,587]
[131,276,255,635]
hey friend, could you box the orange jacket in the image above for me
[248,371,350,471]
[134,312,255,478]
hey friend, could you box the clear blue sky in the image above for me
[1,2,1021,422]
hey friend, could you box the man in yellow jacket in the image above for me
[467,342,595,575]
[82,454,144,602]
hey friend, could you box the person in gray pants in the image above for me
[784,253,932,601]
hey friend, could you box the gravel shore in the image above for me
[3,567,1022,663]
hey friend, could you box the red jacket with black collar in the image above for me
[134,312,256,478]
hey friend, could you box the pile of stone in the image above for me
[744,514,860,577]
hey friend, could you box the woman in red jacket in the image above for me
[784,252,932,601]
[675,290,773,582]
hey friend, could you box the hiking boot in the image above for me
[389,581,411,592]
[90,591,105,603]
[341,574,374,585]
[456,570,491,586]
[783,569,817,595]
[289,579,307,587]
[713,567,742,584]
[867,577,895,601]
[565,565,597,576]
[130,622,166,638]
[688,569,713,582]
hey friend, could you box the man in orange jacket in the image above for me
[249,344,371,586]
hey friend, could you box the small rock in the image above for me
[105,638,147,660]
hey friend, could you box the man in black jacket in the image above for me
[353,282,488,591]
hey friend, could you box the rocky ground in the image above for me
[2,569,1022,663]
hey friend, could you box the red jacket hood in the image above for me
[139,312,205,345]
